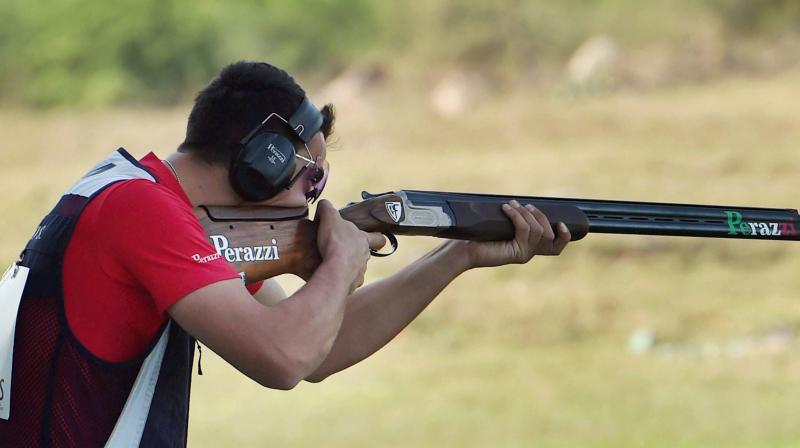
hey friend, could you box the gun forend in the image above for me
[339,191,591,241]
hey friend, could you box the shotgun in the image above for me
[196,190,800,283]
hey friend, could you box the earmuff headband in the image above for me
[239,97,323,146]
[289,97,323,143]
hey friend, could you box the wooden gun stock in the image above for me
[195,205,321,283]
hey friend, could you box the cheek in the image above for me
[270,189,308,208]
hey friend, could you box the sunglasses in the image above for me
[307,161,329,203]
[287,154,329,204]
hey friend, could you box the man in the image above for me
[0,61,570,447]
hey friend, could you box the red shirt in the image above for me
[63,152,261,362]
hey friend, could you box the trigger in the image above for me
[370,233,398,257]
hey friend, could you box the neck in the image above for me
[164,150,307,208]
[163,152,243,207]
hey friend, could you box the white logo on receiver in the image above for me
[386,202,403,223]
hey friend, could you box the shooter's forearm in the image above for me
[305,240,472,382]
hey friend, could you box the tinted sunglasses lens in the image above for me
[306,161,329,203]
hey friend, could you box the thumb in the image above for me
[314,199,335,221]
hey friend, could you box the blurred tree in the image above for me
[0,0,796,107]
[0,0,378,106]
[711,0,800,36]
[372,0,710,83]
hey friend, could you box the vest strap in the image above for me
[104,323,171,448]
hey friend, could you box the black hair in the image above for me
[178,61,335,165]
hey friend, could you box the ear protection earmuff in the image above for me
[230,97,323,202]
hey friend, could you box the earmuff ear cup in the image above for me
[230,133,297,202]
[231,96,323,202]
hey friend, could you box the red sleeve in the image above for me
[92,180,241,314]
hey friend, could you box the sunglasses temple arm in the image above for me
[285,165,308,190]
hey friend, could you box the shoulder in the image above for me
[78,177,206,259]
[80,178,239,313]
[90,178,195,226]
[97,177,184,208]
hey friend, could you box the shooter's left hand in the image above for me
[460,200,571,269]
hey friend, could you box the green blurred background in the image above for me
[2,1,800,446]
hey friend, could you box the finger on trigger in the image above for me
[367,232,386,251]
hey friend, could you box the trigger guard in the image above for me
[370,233,398,257]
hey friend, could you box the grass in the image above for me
[2,72,800,447]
